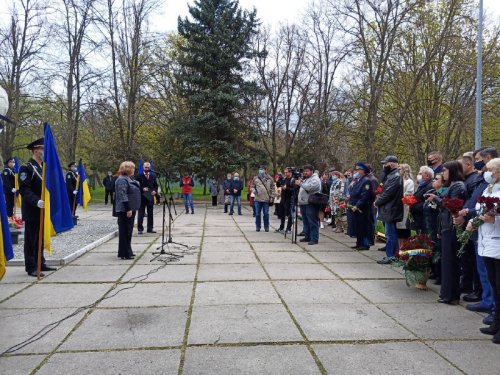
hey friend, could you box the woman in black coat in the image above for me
[114,161,141,260]
[427,161,467,304]
[410,166,435,233]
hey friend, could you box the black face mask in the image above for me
[383,166,392,173]
[474,160,485,171]
[427,160,434,167]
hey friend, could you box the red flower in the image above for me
[442,198,464,216]
[402,195,417,206]
[375,184,383,195]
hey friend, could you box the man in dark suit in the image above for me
[136,162,158,234]
[19,138,56,277]
[66,162,78,216]
[2,157,16,217]
[103,171,116,205]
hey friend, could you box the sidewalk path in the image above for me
[0,206,497,374]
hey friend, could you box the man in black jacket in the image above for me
[2,157,16,217]
[103,171,116,205]
[136,162,158,234]
[66,162,78,216]
[229,172,244,215]
[275,167,296,234]
[375,155,404,264]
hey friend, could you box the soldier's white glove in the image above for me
[11,188,16,193]
[37,200,44,208]
[73,190,78,195]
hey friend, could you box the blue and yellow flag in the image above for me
[137,159,143,175]
[42,123,74,254]
[0,175,14,281]
[77,159,91,210]
[13,157,21,208]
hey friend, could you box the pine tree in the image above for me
[172,0,259,176]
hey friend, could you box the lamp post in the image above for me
[475,0,483,150]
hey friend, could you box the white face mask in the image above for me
[416,175,423,182]
[483,171,496,184]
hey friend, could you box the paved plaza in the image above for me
[0,205,498,374]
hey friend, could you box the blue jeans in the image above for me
[254,201,269,230]
[301,204,320,242]
[475,241,495,310]
[385,222,398,258]
[230,195,242,214]
[182,193,194,212]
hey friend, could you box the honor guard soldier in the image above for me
[66,162,78,216]
[2,157,16,217]
[19,138,56,277]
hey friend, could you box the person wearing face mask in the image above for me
[469,158,500,344]
[229,172,243,215]
[136,162,158,233]
[252,165,276,232]
[2,157,16,217]
[427,151,444,174]
[103,170,116,205]
[454,147,498,323]
[375,155,404,264]
[296,164,322,245]
[66,162,79,217]
[223,173,232,213]
[348,162,375,250]
[19,138,56,277]
[410,166,434,234]
[209,178,219,206]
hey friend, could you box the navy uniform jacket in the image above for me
[349,175,375,211]
[2,167,15,194]
[19,159,43,221]
[136,172,158,204]
[66,170,78,197]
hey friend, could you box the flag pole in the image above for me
[37,164,46,280]
[73,175,80,215]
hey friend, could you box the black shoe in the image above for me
[479,322,500,335]
[191,211,194,214]
[28,271,45,277]
[298,232,305,237]
[466,303,492,313]
[492,331,500,344]
[356,246,370,251]
[437,298,459,305]
[351,245,359,249]
[138,230,143,235]
[378,246,386,252]
[299,238,310,242]
[264,228,269,232]
[41,266,57,271]
[147,230,157,233]
[463,292,482,303]
[377,257,393,265]
[307,241,318,245]
[186,210,189,214]
[429,273,437,280]
[275,229,284,233]
[484,314,495,325]
[256,228,261,232]
[434,278,441,285]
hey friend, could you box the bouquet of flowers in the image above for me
[456,196,500,256]
[8,216,23,230]
[393,234,433,289]
[442,198,464,216]
[402,195,417,222]
[335,197,347,220]
[375,183,383,195]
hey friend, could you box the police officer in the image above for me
[66,161,78,216]
[19,138,56,277]
[349,162,375,250]
[136,162,158,234]
[2,157,16,217]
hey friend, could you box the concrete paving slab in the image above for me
[40,265,128,283]
[288,303,414,341]
[264,263,336,280]
[88,242,150,253]
[428,340,500,375]
[200,251,258,264]
[195,281,280,305]
[188,304,303,344]
[2,266,43,283]
[70,251,141,265]
[0,308,84,354]
[325,262,404,279]
[122,264,197,282]
[183,345,320,375]
[310,251,373,263]
[274,280,367,305]
[197,264,268,281]
[98,282,193,308]
[0,282,30,302]
[379,303,487,340]
[202,242,252,252]
[346,279,439,304]
[257,251,317,264]
[314,342,461,375]
[0,355,45,375]
[38,349,181,375]
[203,236,248,244]
[250,242,302,252]
[244,233,285,242]
[60,306,187,350]
[1,283,110,308]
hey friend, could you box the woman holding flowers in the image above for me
[397,164,415,247]
[427,161,467,304]
[473,158,500,343]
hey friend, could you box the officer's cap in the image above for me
[68,161,76,168]
[355,162,370,173]
[27,138,44,150]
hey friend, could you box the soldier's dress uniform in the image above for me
[2,161,15,217]
[349,162,375,250]
[19,138,55,276]
[66,163,78,216]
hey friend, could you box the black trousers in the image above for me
[5,192,14,217]
[105,190,114,205]
[137,203,153,232]
[23,218,46,273]
[460,240,481,294]
[440,229,461,301]
[117,212,135,258]
[211,196,217,206]
[484,257,500,324]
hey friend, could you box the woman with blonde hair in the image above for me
[396,163,415,247]
[114,161,141,259]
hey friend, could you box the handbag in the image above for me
[224,195,231,204]
[308,192,329,206]
[258,176,274,206]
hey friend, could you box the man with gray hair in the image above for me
[136,162,158,234]
[297,164,322,245]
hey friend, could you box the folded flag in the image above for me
[42,123,74,254]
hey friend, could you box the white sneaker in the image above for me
[326,218,332,224]
[320,223,324,229]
